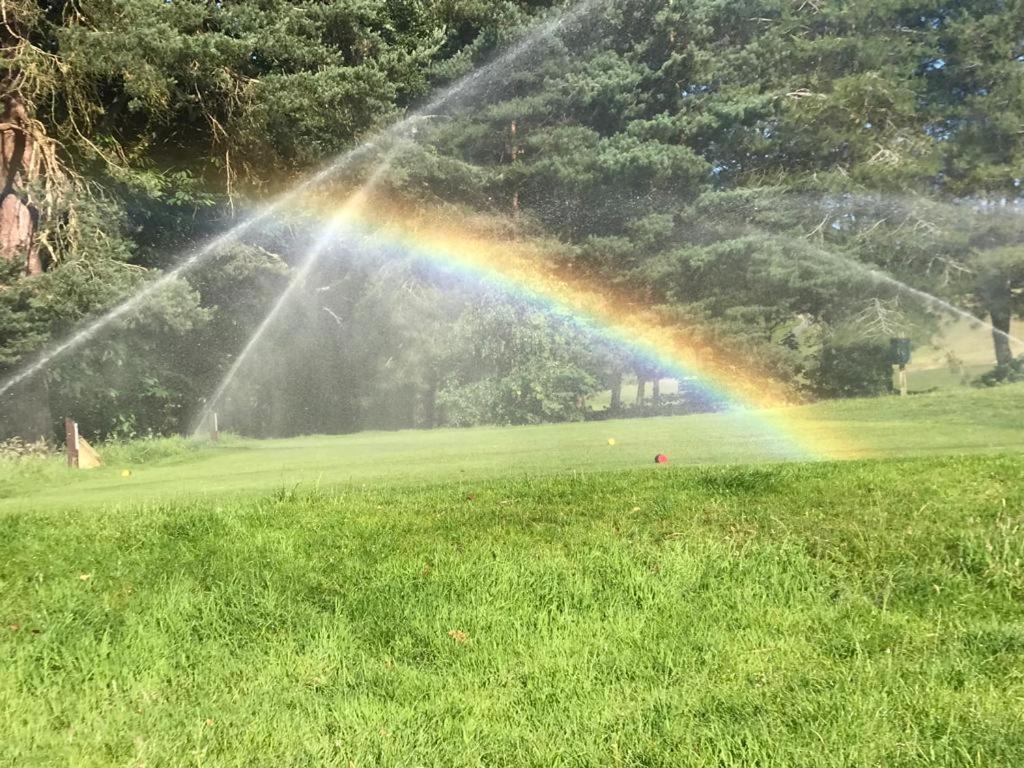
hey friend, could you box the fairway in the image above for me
[3,385,1023,512]
[3,387,1024,766]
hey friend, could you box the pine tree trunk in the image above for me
[991,305,1013,367]
[635,378,646,405]
[984,274,1014,367]
[0,89,52,440]
[609,370,622,411]
[1,93,42,276]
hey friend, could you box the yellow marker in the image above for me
[607,438,616,446]
[120,469,132,478]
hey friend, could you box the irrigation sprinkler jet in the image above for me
[190,220,343,436]
[190,122,420,434]
[0,0,604,400]
[781,235,1024,351]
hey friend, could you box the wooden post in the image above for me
[64,418,79,468]
[210,411,220,443]
[890,338,912,397]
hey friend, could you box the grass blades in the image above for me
[2,454,1023,766]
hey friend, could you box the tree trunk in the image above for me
[1,93,42,276]
[983,273,1014,367]
[0,92,52,440]
[991,305,1014,367]
[652,378,661,406]
[609,370,622,411]
[635,378,646,405]
[509,121,522,233]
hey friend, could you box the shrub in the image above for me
[808,342,893,399]
[974,357,1024,387]
[0,437,55,460]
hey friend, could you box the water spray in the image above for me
[190,154,404,436]
[794,238,1024,350]
[0,0,604,400]
[190,219,344,436]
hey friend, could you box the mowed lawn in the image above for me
[1,387,1023,766]
[2,384,1022,512]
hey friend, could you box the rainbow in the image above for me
[294,197,856,461]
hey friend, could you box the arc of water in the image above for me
[203,202,1023,436]
[191,0,606,431]
[191,120,419,432]
[191,219,343,435]
[701,207,1024,350]
[0,0,602,400]
[796,239,1024,348]
[199,194,1024,436]
[735,191,1024,347]
[870,269,1024,347]
[190,183,382,435]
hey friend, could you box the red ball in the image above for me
[655,454,669,464]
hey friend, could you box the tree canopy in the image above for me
[1,0,1022,440]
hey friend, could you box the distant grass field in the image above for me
[586,317,1021,408]
[2,386,1023,766]
[2,384,1022,512]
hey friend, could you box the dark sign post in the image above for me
[64,418,79,468]
[890,338,912,397]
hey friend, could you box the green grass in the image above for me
[587,378,680,409]
[898,363,991,392]
[2,384,1022,512]
[3,456,1023,766]
[2,387,1023,766]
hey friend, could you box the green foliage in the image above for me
[0,262,49,369]
[2,1,571,438]
[45,274,209,441]
[810,341,894,399]
[437,300,600,426]
[3,0,1024,438]
[397,0,1024,402]
[11,0,553,189]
